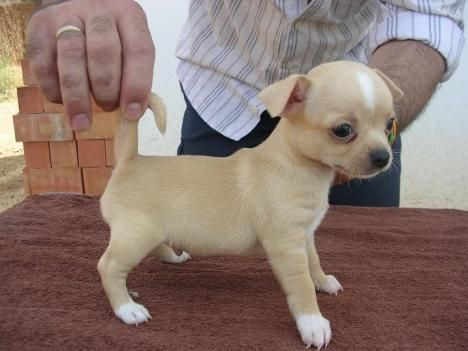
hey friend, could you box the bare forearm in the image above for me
[368,40,445,132]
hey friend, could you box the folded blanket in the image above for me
[0,194,467,350]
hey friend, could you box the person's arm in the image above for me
[26,0,155,131]
[367,1,465,132]
[368,40,445,132]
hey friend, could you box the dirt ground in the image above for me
[0,100,25,213]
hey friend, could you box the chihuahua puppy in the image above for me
[98,61,402,349]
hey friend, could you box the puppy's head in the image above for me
[258,61,403,179]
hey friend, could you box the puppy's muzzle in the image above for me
[370,149,390,169]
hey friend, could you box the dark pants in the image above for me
[177,90,401,207]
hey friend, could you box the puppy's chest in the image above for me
[305,207,328,239]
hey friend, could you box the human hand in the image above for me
[26,0,155,131]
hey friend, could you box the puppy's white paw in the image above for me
[115,301,152,325]
[174,251,191,263]
[164,251,191,264]
[296,314,331,349]
[316,275,343,296]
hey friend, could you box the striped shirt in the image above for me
[176,0,465,141]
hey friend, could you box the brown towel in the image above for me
[0,194,467,350]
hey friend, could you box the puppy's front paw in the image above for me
[316,275,343,296]
[171,251,191,264]
[162,251,191,264]
[115,301,152,325]
[296,314,331,349]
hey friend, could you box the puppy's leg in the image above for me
[262,232,331,349]
[97,223,163,325]
[151,243,191,264]
[306,237,343,296]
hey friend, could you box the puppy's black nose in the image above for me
[370,149,390,168]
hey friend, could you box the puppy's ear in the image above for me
[374,69,404,101]
[258,74,311,118]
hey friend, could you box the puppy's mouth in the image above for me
[333,164,388,179]
[333,164,349,175]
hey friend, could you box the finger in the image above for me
[117,2,155,120]
[56,18,92,131]
[26,9,61,103]
[85,14,122,112]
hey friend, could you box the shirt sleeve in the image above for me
[369,0,465,81]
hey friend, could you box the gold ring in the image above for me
[56,25,82,38]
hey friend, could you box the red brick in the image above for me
[75,111,118,140]
[42,92,105,113]
[91,97,105,112]
[17,86,44,113]
[23,167,83,194]
[13,113,73,142]
[43,98,64,113]
[104,139,115,166]
[50,141,78,168]
[77,139,106,167]
[22,168,31,195]
[23,142,51,169]
[20,59,36,86]
[82,167,113,196]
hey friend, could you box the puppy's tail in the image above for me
[114,93,167,167]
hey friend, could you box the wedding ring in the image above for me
[56,25,82,39]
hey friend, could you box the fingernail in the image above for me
[126,102,143,120]
[71,114,90,131]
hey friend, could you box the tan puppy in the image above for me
[98,61,402,349]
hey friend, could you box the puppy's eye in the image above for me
[386,118,396,133]
[331,123,354,141]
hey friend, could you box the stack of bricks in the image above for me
[14,60,117,196]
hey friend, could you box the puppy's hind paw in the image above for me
[316,275,343,296]
[163,251,191,264]
[296,314,332,349]
[175,251,191,263]
[115,301,152,325]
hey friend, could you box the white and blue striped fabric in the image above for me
[176,0,465,141]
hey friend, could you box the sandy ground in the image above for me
[0,100,25,213]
